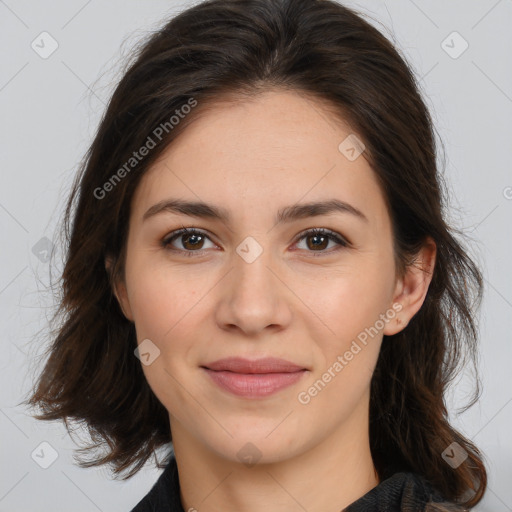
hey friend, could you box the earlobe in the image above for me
[105,256,134,322]
[384,238,437,336]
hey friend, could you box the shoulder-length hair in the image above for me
[27,0,487,507]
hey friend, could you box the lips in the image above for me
[203,357,306,373]
[202,357,308,398]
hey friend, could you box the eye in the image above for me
[162,227,217,257]
[161,227,349,257]
[293,228,349,256]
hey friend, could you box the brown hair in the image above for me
[26,0,487,507]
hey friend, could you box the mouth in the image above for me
[201,357,308,399]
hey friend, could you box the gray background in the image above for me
[1,1,511,511]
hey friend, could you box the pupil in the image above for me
[184,233,202,249]
[309,234,327,250]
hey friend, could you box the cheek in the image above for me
[298,260,393,384]
[296,277,386,414]
[125,264,200,412]
[126,259,199,338]
[303,266,392,335]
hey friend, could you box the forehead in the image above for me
[130,90,389,231]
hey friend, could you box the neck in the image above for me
[171,398,379,512]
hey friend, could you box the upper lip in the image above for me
[202,357,306,374]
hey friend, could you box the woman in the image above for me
[27,0,488,510]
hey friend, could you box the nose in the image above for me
[213,241,293,337]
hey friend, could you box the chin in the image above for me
[214,439,300,467]
[198,422,308,466]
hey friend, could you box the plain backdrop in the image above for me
[1,1,511,511]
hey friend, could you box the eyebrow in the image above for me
[142,198,368,225]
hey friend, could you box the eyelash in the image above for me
[161,227,349,258]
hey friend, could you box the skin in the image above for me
[110,89,436,512]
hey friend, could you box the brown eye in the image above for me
[162,228,215,254]
[180,232,205,250]
[161,227,348,258]
[305,232,329,250]
[294,228,348,255]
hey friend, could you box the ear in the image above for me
[384,237,437,336]
[105,256,134,322]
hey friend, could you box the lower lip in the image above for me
[203,368,307,398]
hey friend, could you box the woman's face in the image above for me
[114,90,410,465]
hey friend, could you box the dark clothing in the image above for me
[130,455,183,512]
[130,455,467,512]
